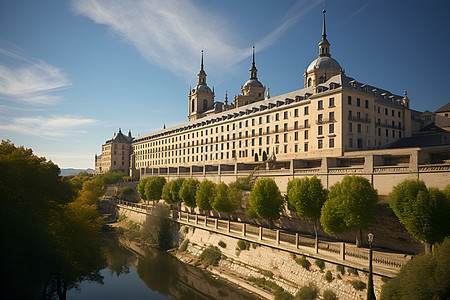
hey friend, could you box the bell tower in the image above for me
[188,50,215,121]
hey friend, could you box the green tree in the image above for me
[320,175,378,247]
[144,177,167,206]
[389,179,450,251]
[117,186,135,201]
[161,181,174,204]
[179,178,199,212]
[77,178,106,205]
[170,178,185,204]
[381,237,450,300]
[196,179,216,213]
[248,178,284,227]
[288,176,327,251]
[212,182,240,216]
[137,177,150,202]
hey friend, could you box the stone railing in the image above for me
[373,166,409,173]
[328,167,364,174]
[418,164,450,172]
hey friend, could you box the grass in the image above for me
[117,215,127,222]
[183,226,189,234]
[198,246,222,266]
[218,240,227,248]
[179,239,189,251]
[247,276,287,298]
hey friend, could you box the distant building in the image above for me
[95,129,132,174]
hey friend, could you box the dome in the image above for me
[192,84,212,94]
[306,56,341,73]
[243,79,264,88]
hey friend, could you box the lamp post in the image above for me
[367,232,376,300]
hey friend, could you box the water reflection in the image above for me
[67,233,257,300]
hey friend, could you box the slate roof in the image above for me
[435,102,450,113]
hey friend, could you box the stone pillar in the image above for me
[215,219,218,229]
[410,150,419,172]
[295,233,299,249]
[259,227,263,240]
[227,220,231,233]
[242,223,246,236]
[276,230,280,244]
[340,242,346,261]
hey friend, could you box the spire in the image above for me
[266,87,270,99]
[225,90,228,105]
[163,123,166,129]
[249,44,258,80]
[318,9,331,57]
[197,49,207,85]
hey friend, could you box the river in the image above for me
[66,233,258,299]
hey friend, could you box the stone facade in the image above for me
[95,128,133,174]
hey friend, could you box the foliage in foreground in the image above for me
[141,204,174,250]
[248,178,284,224]
[198,246,222,266]
[381,237,450,300]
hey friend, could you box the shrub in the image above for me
[347,267,358,276]
[348,280,366,291]
[180,239,189,252]
[323,289,337,300]
[325,270,333,282]
[315,259,325,271]
[337,274,342,280]
[275,291,293,300]
[295,256,311,270]
[295,282,319,300]
[117,186,135,200]
[260,269,274,278]
[237,239,250,250]
[198,246,222,266]
[336,265,345,275]
[218,240,227,248]
[183,226,189,234]
[252,243,258,249]
[247,276,284,294]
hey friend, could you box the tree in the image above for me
[389,180,450,251]
[117,186,135,201]
[380,237,450,299]
[170,178,185,204]
[248,178,284,227]
[288,176,327,251]
[212,182,241,216]
[161,181,174,204]
[262,151,268,161]
[196,179,216,213]
[179,178,199,212]
[137,177,150,202]
[77,178,106,205]
[144,177,167,207]
[320,175,378,247]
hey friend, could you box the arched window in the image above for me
[203,99,208,111]
[192,100,195,112]
[308,78,312,87]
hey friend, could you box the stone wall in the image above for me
[181,227,384,299]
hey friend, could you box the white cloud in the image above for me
[0,48,71,105]
[72,0,319,80]
[0,115,99,138]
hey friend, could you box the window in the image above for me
[329,138,334,148]
[304,119,309,128]
[304,130,309,139]
[284,123,288,131]
[266,115,270,123]
[294,132,299,141]
[252,119,255,126]
[398,111,401,118]
[304,143,309,152]
[318,100,323,110]
[318,139,323,149]
[385,108,388,115]
[329,123,334,133]
[348,110,352,118]
[275,113,279,121]
[203,99,208,110]
[349,123,353,132]
[349,138,353,147]
[357,124,362,133]
[294,109,298,117]
[275,125,279,132]
[318,126,323,135]
[304,106,309,115]
[318,114,323,122]
[329,111,334,121]
[294,121,298,130]
[365,100,369,108]
[275,135,279,143]
[329,97,335,107]
[295,144,298,152]
[259,117,262,124]
[357,139,363,149]
[386,129,389,137]
[357,98,361,107]
[284,111,288,119]
[284,133,288,142]
[348,96,352,105]
[392,110,395,117]
[245,120,248,127]
[266,136,270,144]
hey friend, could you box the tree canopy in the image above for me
[320,175,378,246]
[212,182,241,214]
[170,178,185,203]
[179,178,199,209]
[144,177,167,205]
[287,176,327,220]
[161,181,174,204]
[389,179,450,246]
[196,179,216,211]
[381,237,450,300]
[137,177,150,201]
[248,178,284,222]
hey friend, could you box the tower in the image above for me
[188,50,215,121]
[304,10,341,88]
[235,45,266,108]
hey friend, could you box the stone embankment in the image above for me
[176,226,383,299]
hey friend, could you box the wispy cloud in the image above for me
[342,0,374,23]
[0,48,71,105]
[0,115,98,138]
[72,0,318,80]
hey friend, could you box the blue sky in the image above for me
[1,0,449,169]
